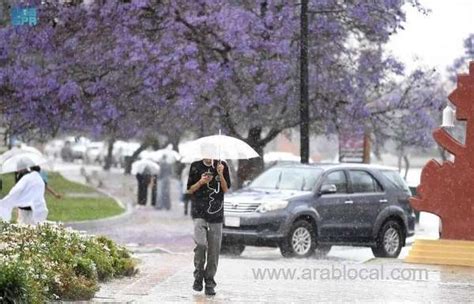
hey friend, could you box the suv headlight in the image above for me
[256,201,289,213]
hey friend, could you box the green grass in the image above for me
[47,172,95,193]
[47,197,124,222]
[0,172,124,222]
[0,173,15,195]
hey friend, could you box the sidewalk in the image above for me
[94,251,474,303]
[93,252,192,302]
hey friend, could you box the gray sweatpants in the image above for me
[193,218,223,288]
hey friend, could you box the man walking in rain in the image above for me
[186,154,231,296]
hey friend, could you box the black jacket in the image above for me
[187,160,231,223]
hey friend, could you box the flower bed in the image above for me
[0,222,137,303]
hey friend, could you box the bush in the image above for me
[0,261,46,303]
[0,222,137,302]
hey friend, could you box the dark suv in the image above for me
[222,164,415,258]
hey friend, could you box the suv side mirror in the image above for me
[242,180,251,187]
[319,184,337,195]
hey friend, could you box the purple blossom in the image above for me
[0,0,439,155]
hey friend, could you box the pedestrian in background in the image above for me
[180,163,191,216]
[30,166,62,199]
[157,155,172,210]
[0,166,48,225]
[16,166,61,224]
[136,167,151,207]
[151,174,158,207]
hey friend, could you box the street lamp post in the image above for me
[300,0,310,164]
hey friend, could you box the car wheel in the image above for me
[280,220,316,258]
[220,244,245,256]
[371,220,403,258]
[314,245,332,258]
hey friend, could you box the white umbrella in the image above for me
[131,159,161,175]
[0,146,43,164]
[179,132,260,160]
[1,153,48,174]
[178,141,200,163]
[20,145,43,155]
[141,149,181,163]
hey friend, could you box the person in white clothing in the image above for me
[0,168,48,225]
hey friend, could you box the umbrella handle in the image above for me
[218,129,221,163]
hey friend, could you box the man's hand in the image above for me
[188,173,212,194]
[217,163,224,175]
[200,173,213,185]
[216,163,229,193]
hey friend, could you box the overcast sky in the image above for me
[386,0,474,77]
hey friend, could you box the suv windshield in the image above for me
[250,167,323,191]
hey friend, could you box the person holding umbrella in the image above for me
[182,132,259,296]
[131,159,160,207]
[186,143,231,296]
[16,166,62,198]
[0,158,48,225]
[30,166,62,199]
[14,166,61,223]
[157,155,172,210]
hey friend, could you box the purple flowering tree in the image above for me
[366,69,446,176]
[161,0,429,184]
[0,1,181,164]
[0,0,441,183]
[448,34,474,80]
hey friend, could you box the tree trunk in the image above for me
[124,135,164,174]
[227,160,238,190]
[236,127,265,188]
[0,1,9,27]
[237,151,264,188]
[103,138,115,171]
[397,144,405,173]
[363,132,371,164]
[5,131,11,150]
[403,154,410,180]
[397,154,402,173]
[124,143,150,175]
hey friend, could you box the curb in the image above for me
[64,202,134,231]
[126,246,188,255]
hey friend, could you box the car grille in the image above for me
[224,201,260,213]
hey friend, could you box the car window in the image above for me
[250,167,322,191]
[278,168,321,191]
[250,168,281,189]
[381,170,410,192]
[349,170,382,193]
[278,170,302,190]
[321,171,348,193]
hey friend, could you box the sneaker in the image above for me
[192,279,203,292]
[205,286,216,296]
